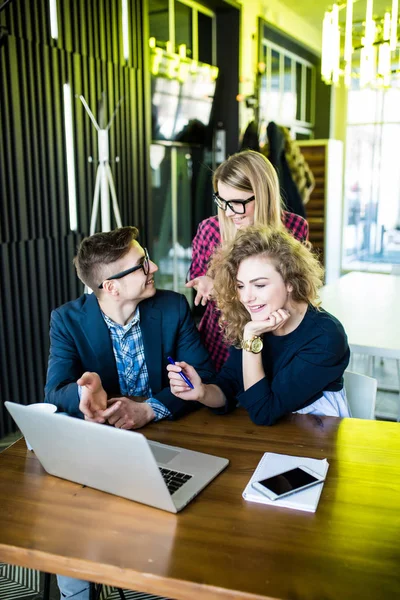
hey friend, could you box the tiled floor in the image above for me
[0,431,21,451]
[0,565,169,600]
[0,358,398,599]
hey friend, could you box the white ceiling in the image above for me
[277,0,325,31]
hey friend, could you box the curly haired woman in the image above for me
[169,226,350,425]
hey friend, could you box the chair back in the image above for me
[344,370,377,420]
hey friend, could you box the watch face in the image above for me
[251,337,263,353]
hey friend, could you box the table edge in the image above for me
[0,543,277,600]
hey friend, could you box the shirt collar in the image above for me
[102,306,140,333]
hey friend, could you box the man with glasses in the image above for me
[45,226,215,599]
[45,226,214,432]
[46,226,215,600]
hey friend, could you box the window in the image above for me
[175,1,193,56]
[342,83,400,272]
[149,0,169,46]
[149,0,215,61]
[258,39,315,140]
[148,0,217,301]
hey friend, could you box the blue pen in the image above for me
[167,356,194,389]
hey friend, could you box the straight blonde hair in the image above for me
[213,150,283,244]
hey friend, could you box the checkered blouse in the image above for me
[189,213,309,372]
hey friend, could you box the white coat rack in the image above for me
[78,94,123,234]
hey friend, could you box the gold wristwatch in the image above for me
[241,335,263,353]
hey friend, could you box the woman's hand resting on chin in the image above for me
[243,309,290,339]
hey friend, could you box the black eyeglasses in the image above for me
[213,192,255,215]
[98,248,150,289]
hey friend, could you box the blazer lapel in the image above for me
[140,300,163,395]
[80,294,120,395]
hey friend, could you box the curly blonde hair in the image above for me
[209,226,324,346]
[213,150,283,244]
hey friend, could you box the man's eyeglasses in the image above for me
[98,248,150,289]
[213,192,255,215]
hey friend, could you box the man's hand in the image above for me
[78,372,121,424]
[106,397,155,430]
[185,275,214,306]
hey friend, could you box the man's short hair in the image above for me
[73,226,139,293]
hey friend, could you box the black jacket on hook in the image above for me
[240,120,260,152]
[267,121,306,219]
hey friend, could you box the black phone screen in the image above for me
[258,468,319,496]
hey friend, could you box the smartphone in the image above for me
[251,466,325,501]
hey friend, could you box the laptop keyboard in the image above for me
[159,467,192,495]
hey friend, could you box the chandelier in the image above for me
[321,0,400,88]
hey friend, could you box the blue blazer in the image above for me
[45,289,214,419]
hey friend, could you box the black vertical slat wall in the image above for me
[0,0,151,436]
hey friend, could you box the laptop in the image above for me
[5,401,229,513]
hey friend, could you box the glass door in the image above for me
[150,144,193,304]
[148,0,217,305]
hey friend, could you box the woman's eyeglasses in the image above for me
[213,192,255,215]
[98,248,150,289]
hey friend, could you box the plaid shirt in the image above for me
[189,212,309,372]
[102,309,171,421]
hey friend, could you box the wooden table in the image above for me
[320,271,400,418]
[1,409,400,600]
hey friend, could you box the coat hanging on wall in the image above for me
[280,126,315,206]
[262,122,314,218]
[239,120,260,152]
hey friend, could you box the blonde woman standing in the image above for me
[187,150,308,371]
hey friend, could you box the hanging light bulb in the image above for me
[344,62,352,87]
[321,1,400,87]
[344,0,353,87]
[360,23,377,88]
[321,9,335,83]
[378,13,392,86]
[358,0,376,87]
[390,0,398,51]
[331,4,341,84]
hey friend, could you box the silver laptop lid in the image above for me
[5,401,177,512]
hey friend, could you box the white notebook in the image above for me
[242,452,329,513]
